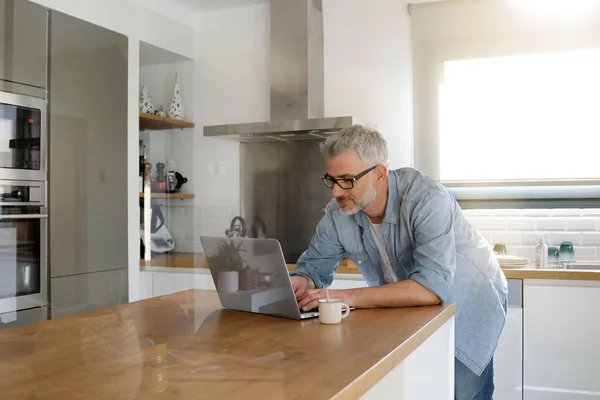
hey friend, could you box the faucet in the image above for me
[226,216,247,238]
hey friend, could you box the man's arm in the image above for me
[298,190,455,311]
[290,204,345,289]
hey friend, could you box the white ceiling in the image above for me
[170,0,269,13]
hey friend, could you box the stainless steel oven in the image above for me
[0,180,47,315]
[0,91,46,181]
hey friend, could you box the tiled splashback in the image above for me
[463,209,600,261]
[160,205,239,253]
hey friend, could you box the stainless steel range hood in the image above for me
[203,0,355,142]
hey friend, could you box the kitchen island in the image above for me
[0,290,455,399]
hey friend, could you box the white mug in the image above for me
[318,298,351,324]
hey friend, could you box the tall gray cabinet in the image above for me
[0,0,47,98]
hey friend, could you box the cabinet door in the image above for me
[494,306,523,400]
[524,280,600,400]
[0,0,47,96]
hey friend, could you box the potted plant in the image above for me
[208,238,245,292]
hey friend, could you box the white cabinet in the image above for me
[523,280,600,400]
[494,279,523,400]
[141,270,216,298]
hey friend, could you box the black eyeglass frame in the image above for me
[321,165,377,190]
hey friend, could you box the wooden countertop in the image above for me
[0,290,455,400]
[140,252,360,274]
[141,252,600,281]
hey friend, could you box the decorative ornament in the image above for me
[139,86,155,115]
[167,72,185,120]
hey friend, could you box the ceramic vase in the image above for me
[167,72,185,120]
[139,86,155,115]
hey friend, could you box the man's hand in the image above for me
[297,289,354,312]
[290,275,314,301]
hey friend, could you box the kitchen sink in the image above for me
[551,262,600,271]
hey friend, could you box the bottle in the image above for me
[167,160,176,192]
[535,238,548,269]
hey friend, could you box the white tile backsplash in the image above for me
[549,209,583,217]
[492,209,523,217]
[566,218,598,231]
[549,232,582,246]
[478,218,507,231]
[581,232,600,246]
[574,246,598,260]
[465,208,600,260]
[506,218,536,231]
[521,209,553,217]
[506,245,535,260]
[521,231,552,246]
[582,209,600,216]
[536,217,568,231]
[493,231,522,245]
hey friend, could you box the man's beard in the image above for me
[336,183,377,215]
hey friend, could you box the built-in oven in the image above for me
[0,91,46,182]
[0,180,47,319]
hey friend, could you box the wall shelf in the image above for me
[139,192,195,199]
[139,112,195,131]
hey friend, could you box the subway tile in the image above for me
[506,218,536,231]
[506,245,535,260]
[582,209,600,216]
[522,231,552,246]
[462,209,494,217]
[477,218,507,231]
[566,218,598,232]
[492,231,522,246]
[549,209,582,217]
[581,232,600,246]
[492,209,523,217]
[200,218,214,229]
[536,218,567,231]
[573,246,597,261]
[550,232,582,246]
[204,207,229,218]
[521,209,553,217]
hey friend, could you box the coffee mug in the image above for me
[318,299,351,324]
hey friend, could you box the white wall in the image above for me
[191,4,270,251]
[29,0,196,58]
[323,0,414,169]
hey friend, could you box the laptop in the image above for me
[200,236,320,320]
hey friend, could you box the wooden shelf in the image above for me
[139,112,195,131]
[139,192,195,199]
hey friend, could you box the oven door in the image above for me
[0,91,46,181]
[0,181,47,313]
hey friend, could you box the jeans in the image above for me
[455,357,494,400]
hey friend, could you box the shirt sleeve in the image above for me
[408,190,456,302]
[289,209,345,289]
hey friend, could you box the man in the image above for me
[290,125,507,400]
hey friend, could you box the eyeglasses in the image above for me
[321,166,377,190]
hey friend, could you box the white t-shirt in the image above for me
[369,222,399,283]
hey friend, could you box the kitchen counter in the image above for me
[0,290,455,399]
[142,253,600,281]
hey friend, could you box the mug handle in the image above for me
[341,303,351,319]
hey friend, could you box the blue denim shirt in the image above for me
[291,168,508,375]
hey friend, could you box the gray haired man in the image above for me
[290,125,507,399]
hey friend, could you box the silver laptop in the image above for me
[200,236,319,320]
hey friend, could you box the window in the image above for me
[439,49,600,182]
